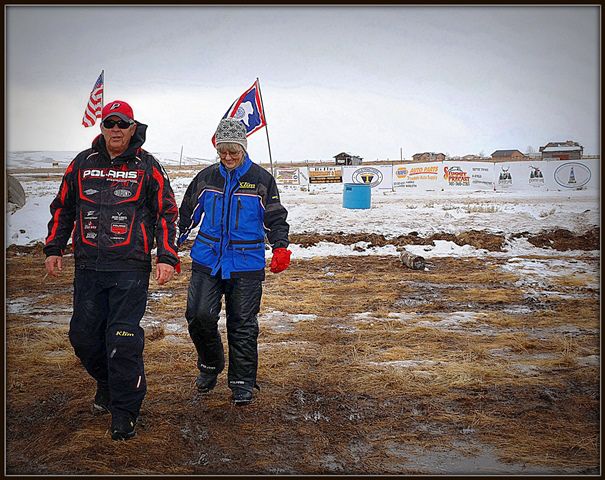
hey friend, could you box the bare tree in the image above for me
[526,145,536,154]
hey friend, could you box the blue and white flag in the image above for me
[212,79,267,146]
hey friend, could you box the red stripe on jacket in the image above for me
[46,208,63,244]
[153,166,178,259]
[46,161,75,244]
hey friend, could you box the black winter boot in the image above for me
[195,372,218,394]
[231,388,253,405]
[92,383,110,414]
[111,416,136,441]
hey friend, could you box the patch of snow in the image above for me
[368,359,439,368]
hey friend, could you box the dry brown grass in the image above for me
[5,250,599,475]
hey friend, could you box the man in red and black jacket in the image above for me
[43,100,179,441]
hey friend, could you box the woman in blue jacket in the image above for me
[178,118,291,404]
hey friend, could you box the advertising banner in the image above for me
[392,163,440,190]
[342,165,393,189]
[441,162,473,191]
[468,163,495,190]
[275,167,301,185]
[494,162,548,191]
[544,159,599,191]
[308,166,342,184]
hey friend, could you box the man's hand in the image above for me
[156,263,175,285]
[45,255,63,277]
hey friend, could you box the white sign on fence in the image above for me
[275,168,300,185]
[392,163,440,190]
[342,165,393,189]
[442,162,473,190]
[493,161,548,191]
[545,159,599,191]
[493,159,599,191]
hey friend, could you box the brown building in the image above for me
[491,150,526,162]
[539,140,583,160]
[334,152,363,166]
[412,152,446,162]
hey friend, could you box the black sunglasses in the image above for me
[102,119,133,129]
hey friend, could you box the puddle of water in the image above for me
[386,440,585,474]
[163,335,190,344]
[368,360,438,369]
[259,341,314,351]
[164,323,187,333]
[320,454,344,472]
[45,350,70,359]
[6,300,31,314]
[524,325,598,340]
[488,349,559,362]
[510,364,541,376]
[261,310,317,333]
[19,314,71,329]
[149,292,174,300]
[577,355,599,367]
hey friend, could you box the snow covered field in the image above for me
[6,168,600,260]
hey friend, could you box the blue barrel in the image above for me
[342,183,371,209]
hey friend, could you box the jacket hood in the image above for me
[92,122,148,161]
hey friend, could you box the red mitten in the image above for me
[270,248,292,273]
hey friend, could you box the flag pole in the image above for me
[101,69,105,111]
[256,77,274,176]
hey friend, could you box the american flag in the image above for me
[81,71,104,127]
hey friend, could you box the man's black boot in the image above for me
[195,372,218,394]
[231,388,253,405]
[92,383,110,414]
[111,416,136,441]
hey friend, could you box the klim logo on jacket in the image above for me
[82,169,138,179]
[115,330,135,337]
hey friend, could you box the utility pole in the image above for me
[400,147,403,162]
[179,145,183,167]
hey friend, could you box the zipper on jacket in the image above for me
[224,171,234,236]
[235,197,242,230]
[196,236,217,252]
[215,171,231,272]
[212,195,218,227]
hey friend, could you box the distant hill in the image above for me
[6,151,214,169]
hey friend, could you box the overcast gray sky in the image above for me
[6,5,601,161]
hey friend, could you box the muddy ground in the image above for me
[5,228,600,475]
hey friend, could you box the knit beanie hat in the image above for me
[215,118,247,151]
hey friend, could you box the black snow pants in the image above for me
[185,269,262,394]
[68,268,149,421]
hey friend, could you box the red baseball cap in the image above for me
[102,100,134,122]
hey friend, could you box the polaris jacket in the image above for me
[44,123,180,272]
[178,154,289,280]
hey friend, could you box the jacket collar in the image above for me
[219,153,252,180]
